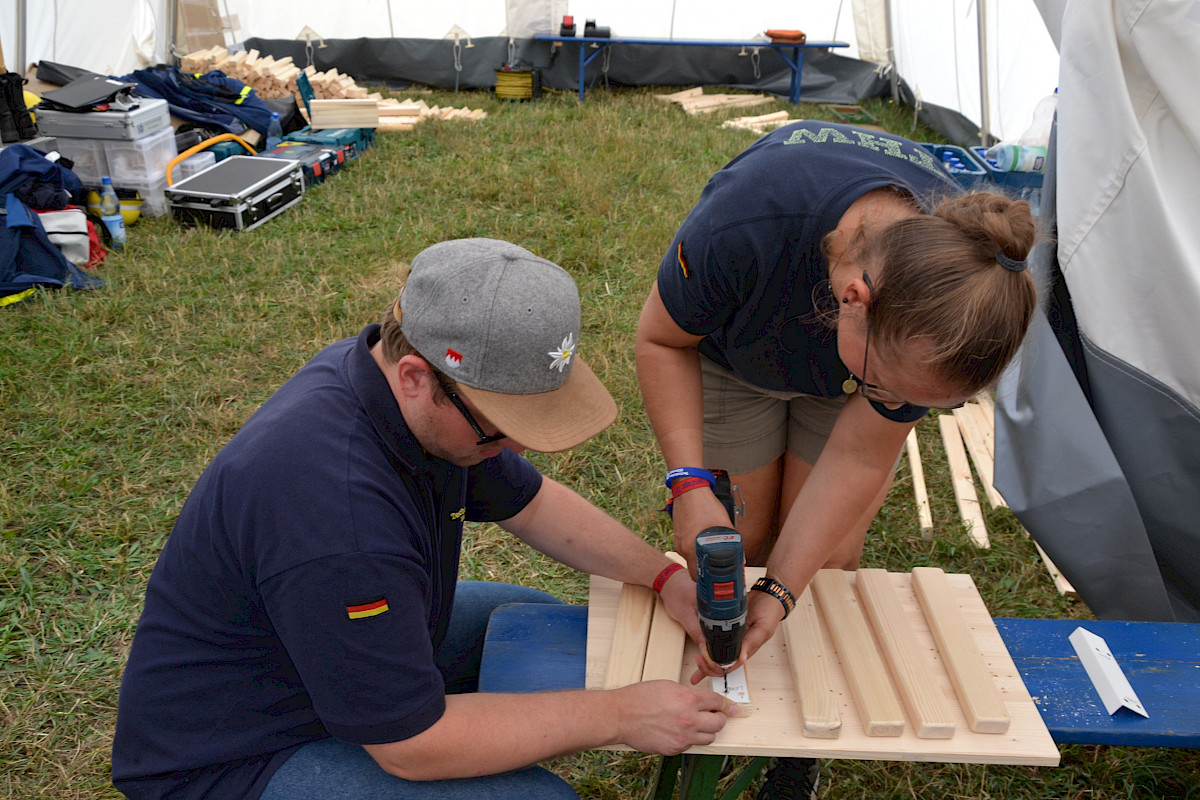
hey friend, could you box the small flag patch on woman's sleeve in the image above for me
[677,241,690,278]
[346,595,389,619]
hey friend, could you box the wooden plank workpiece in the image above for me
[912,567,1011,734]
[586,567,1057,765]
[781,586,841,737]
[856,569,956,738]
[603,582,655,688]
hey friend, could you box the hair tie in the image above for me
[996,252,1027,272]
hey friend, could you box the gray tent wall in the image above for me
[995,1,1200,623]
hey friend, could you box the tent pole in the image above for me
[977,0,991,146]
[884,0,898,103]
[15,0,26,75]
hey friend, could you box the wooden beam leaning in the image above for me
[811,570,905,736]
[640,553,689,683]
[954,405,1005,509]
[911,567,1010,733]
[904,428,933,538]
[603,582,656,688]
[938,414,989,547]
[855,570,956,738]
[781,585,841,737]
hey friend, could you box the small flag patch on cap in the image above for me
[677,241,690,278]
[346,595,389,619]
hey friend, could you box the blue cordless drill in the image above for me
[694,526,747,689]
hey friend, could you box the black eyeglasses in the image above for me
[848,273,964,411]
[444,390,508,446]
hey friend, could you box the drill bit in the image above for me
[723,667,728,694]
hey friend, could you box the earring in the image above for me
[841,298,849,304]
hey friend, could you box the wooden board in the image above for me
[912,567,1011,734]
[904,429,933,538]
[781,586,841,737]
[603,582,655,689]
[586,568,1059,765]
[938,414,990,547]
[810,569,906,736]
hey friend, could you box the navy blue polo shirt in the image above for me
[112,324,542,800]
[657,120,960,423]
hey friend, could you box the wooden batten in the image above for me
[603,582,655,689]
[911,567,1010,734]
[781,586,841,737]
[904,428,933,538]
[855,569,956,738]
[938,414,989,547]
[811,570,905,736]
[309,99,381,129]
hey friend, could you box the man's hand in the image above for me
[670,488,732,579]
[613,681,737,754]
[657,565,705,652]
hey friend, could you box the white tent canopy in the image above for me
[1,0,1059,142]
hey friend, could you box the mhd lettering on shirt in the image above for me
[783,126,946,179]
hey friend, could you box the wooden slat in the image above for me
[309,98,380,129]
[603,582,655,689]
[856,569,956,738]
[911,567,1010,733]
[810,569,905,736]
[938,414,989,547]
[781,585,841,737]
[904,428,933,538]
[1032,539,1079,597]
[954,406,1006,509]
[640,553,689,683]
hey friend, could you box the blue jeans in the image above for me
[260,581,578,800]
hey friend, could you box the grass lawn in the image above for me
[2,85,1196,798]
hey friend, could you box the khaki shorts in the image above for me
[700,355,848,474]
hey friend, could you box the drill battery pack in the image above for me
[663,468,742,527]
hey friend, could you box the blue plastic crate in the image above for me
[969,146,1044,216]
[919,143,990,190]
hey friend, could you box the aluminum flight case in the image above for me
[166,156,305,231]
[35,98,171,141]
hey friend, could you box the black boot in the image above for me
[0,73,37,142]
[757,757,820,800]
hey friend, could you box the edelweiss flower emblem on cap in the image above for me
[548,332,575,372]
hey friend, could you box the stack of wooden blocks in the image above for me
[655,86,775,115]
[180,46,371,101]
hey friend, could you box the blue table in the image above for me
[532,35,850,104]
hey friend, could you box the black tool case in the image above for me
[166,156,305,231]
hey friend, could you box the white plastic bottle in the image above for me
[99,176,126,251]
[1019,89,1058,148]
[985,143,1047,173]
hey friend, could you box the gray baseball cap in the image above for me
[398,238,617,452]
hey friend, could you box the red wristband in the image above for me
[670,476,711,498]
[652,562,685,593]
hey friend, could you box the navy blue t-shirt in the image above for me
[657,120,959,423]
[112,324,542,800]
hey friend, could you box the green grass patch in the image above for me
[2,86,1195,798]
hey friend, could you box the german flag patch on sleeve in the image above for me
[346,595,389,619]
[677,241,690,278]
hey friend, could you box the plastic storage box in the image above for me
[116,175,171,218]
[55,137,109,184]
[919,143,990,190]
[170,151,217,183]
[35,98,171,141]
[104,127,178,183]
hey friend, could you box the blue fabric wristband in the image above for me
[664,467,716,490]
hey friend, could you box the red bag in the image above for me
[766,29,807,44]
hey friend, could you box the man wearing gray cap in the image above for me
[112,238,736,800]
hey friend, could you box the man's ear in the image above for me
[394,355,433,399]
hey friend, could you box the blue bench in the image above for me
[478,604,1200,797]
